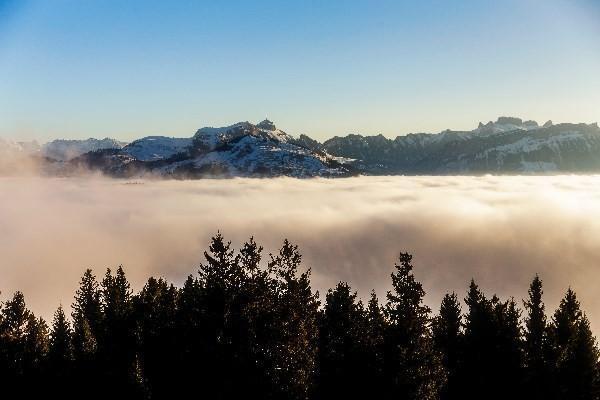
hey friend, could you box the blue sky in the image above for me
[1,0,600,142]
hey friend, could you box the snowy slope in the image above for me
[122,136,192,161]
[66,120,353,178]
[320,118,600,174]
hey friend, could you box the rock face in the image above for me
[67,120,354,178]
[318,117,600,174]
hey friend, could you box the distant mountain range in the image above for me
[3,117,600,177]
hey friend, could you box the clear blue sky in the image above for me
[1,0,600,142]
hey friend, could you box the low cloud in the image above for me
[1,175,600,331]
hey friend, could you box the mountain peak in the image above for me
[473,117,540,135]
[257,119,276,131]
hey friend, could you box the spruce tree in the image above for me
[99,266,139,397]
[72,269,102,359]
[523,275,548,399]
[134,277,178,399]
[364,290,386,397]
[384,252,445,400]
[550,289,600,400]
[317,282,368,399]
[0,291,32,379]
[432,293,462,400]
[197,233,242,397]
[461,280,496,399]
[48,304,73,398]
[268,239,320,400]
[71,269,102,398]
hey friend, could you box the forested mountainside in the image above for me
[1,233,598,399]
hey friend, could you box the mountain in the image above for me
[122,136,192,161]
[67,120,354,178]
[319,117,600,174]
[42,138,126,161]
[5,116,600,177]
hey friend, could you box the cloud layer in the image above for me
[2,176,600,331]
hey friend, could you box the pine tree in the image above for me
[71,269,102,398]
[0,291,32,378]
[134,277,178,399]
[364,290,386,397]
[317,282,368,399]
[523,275,548,399]
[493,297,524,399]
[550,289,600,400]
[432,293,462,400]
[48,304,73,398]
[268,239,320,400]
[49,305,72,367]
[22,315,49,395]
[173,275,205,398]
[99,266,139,397]
[197,233,243,397]
[72,269,102,360]
[461,280,496,399]
[384,252,445,400]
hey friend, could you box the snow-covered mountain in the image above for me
[122,136,192,161]
[42,138,125,161]
[5,116,600,177]
[319,117,600,174]
[67,120,353,178]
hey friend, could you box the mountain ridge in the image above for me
[3,116,600,177]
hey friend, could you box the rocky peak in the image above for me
[257,119,276,131]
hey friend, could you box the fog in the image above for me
[2,175,600,331]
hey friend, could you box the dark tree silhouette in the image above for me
[523,275,549,399]
[317,282,370,399]
[550,289,600,400]
[0,234,599,400]
[433,293,462,400]
[384,252,445,400]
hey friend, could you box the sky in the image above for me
[1,0,600,142]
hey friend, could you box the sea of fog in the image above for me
[1,175,600,330]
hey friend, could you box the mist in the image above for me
[2,175,600,331]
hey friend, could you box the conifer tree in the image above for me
[550,289,600,400]
[0,291,32,379]
[99,266,139,397]
[432,293,462,400]
[71,269,102,397]
[461,280,496,399]
[523,275,548,399]
[493,297,523,399]
[133,277,178,399]
[72,269,102,360]
[318,282,368,399]
[173,275,205,397]
[364,290,386,397]
[22,315,49,394]
[197,233,242,397]
[48,304,73,399]
[384,252,445,400]
[49,305,72,369]
[268,239,320,400]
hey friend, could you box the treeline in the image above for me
[1,233,599,399]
